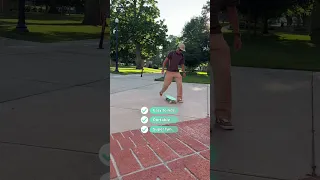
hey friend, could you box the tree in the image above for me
[181,16,209,71]
[287,0,314,29]
[162,35,180,59]
[0,0,10,13]
[110,41,136,66]
[111,0,168,69]
[311,0,320,43]
[82,0,101,25]
[47,0,59,13]
[239,0,294,34]
[201,0,210,23]
[16,0,29,32]
[201,0,211,74]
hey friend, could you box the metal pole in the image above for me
[207,85,209,118]
[115,22,119,72]
[310,71,317,177]
[302,71,319,180]
[98,15,106,49]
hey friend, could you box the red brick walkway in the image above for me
[110,118,210,180]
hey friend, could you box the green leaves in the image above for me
[181,16,209,69]
[110,0,167,65]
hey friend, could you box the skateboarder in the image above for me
[159,43,186,103]
[210,0,242,130]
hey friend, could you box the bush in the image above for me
[32,7,37,12]
[152,64,159,69]
[25,6,31,12]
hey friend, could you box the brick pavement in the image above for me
[110,118,210,180]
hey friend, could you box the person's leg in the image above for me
[173,72,183,101]
[160,71,174,95]
[210,33,233,130]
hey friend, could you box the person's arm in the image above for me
[162,58,169,71]
[180,56,186,77]
[163,52,172,72]
[181,64,185,72]
[226,1,242,51]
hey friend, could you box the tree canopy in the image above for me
[110,0,168,69]
[181,15,209,70]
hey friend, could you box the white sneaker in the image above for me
[177,99,183,103]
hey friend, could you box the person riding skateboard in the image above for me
[159,43,186,103]
[210,0,242,131]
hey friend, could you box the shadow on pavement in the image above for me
[211,68,320,180]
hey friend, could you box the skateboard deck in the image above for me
[165,94,177,104]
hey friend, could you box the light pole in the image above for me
[114,18,119,72]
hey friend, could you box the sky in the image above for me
[157,0,208,36]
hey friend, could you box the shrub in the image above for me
[32,7,37,12]
[25,6,31,12]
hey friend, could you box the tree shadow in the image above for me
[0,12,84,21]
[226,32,316,47]
[222,32,320,71]
[0,21,88,26]
[0,26,102,43]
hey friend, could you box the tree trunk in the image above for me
[311,0,320,43]
[48,0,59,14]
[82,0,100,25]
[262,16,268,34]
[0,0,9,13]
[296,15,302,27]
[247,8,252,38]
[286,15,292,27]
[99,0,104,24]
[206,62,211,76]
[302,15,311,31]
[100,0,109,23]
[16,0,28,32]
[125,58,129,66]
[253,15,257,36]
[45,4,49,12]
[135,43,143,69]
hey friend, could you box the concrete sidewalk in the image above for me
[1,36,319,180]
[110,75,210,133]
[0,40,110,180]
[110,67,320,180]
[110,73,211,179]
[211,68,320,180]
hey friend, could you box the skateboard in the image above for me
[165,94,177,104]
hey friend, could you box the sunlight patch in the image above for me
[265,81,309,92]
[192,87,206,91]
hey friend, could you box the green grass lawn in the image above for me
[110,66,209,84]
[110,66,162,75]
[224,31,320,71]
[0,12,109,42]
[154,72,209,84]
